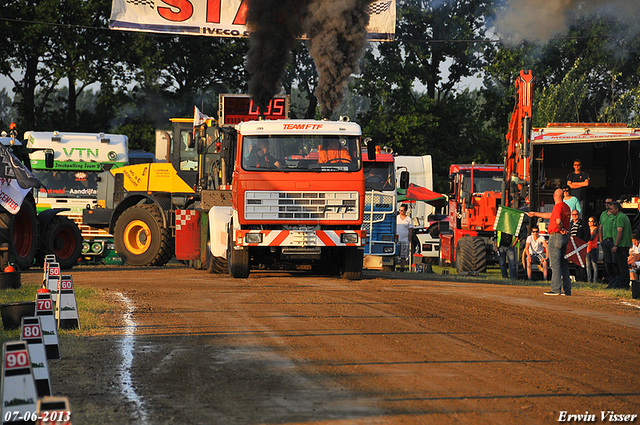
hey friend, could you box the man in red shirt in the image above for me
[528,188,572,295]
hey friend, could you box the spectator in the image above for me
[570,209,589,281]
[396,204,413,272]
[494,230,517,279]
[528,188,571,295]
[525,226,548,280]
[562,186,581,217]
[586,216,599,283]
[599,198,616,286]
[567,159,590,215]
[318,138,352,163]
[628,234,640,281]
[609,201,632,290]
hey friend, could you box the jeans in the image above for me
[586,249,598,283]
[610,246,630,289]
[601,239,617,282]
[498,246,517,279]
[549,233,571,294]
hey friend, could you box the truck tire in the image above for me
[207,255,228,274]
[38,215,83,270]
[0,201,38,270]
[114,204,174,266]
[227,227,249,278]
[456,236,487,274]
[342,248,363,280]
[205,239,228,274]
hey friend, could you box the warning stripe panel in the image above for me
[237,230,366,247]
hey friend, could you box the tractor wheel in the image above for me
[342,248,363,280]
[456,236,487,274]
[114,204,174,266]
[227,226,250,278]
[38,215,82,270]
[0,201,38,270]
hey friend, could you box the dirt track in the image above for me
[23,266,640,424]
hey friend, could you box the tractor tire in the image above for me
[227,226,250,278]
[114,204,174,266]
[456,236,487,274]
[38,215,83,270]
[0,201,38,270]
[342,248,364,280]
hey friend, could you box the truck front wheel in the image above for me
[114,205,173,266]
[227,227,250,278]
[342,248,363,280]
[39,215,82,269]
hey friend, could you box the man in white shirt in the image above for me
[396,204,413,272]
[525,226,549,280]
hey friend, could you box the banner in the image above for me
[493,205,525,236]
[110,0,396,41]
[0,178,30,214]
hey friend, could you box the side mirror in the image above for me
[45,149,54,169]
[463,191,472,207]
[399,170,409,190]
[365,138,375,161]
[187,133,195,149]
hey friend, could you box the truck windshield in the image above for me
[242,135,361,172]
[32,170,99,198]
[364,162,395,191]
[462,171,503,193]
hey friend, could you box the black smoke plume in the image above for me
[306,0,374,118]
[245,0,307,111]
[246,0,375,118]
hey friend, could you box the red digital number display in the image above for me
[220,95,289,125]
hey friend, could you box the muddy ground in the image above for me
[20,266,640,425]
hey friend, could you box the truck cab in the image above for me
[362,148,396,271]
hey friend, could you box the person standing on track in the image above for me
[396,204,413,272]
[528,188,572,295]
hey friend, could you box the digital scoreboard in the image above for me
[219,94,290,126]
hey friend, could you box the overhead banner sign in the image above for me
[110,0,396,41]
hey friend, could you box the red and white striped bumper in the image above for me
[235,229,366,247]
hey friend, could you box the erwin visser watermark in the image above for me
[558,411,638,422]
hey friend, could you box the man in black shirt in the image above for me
[567,159,590,215]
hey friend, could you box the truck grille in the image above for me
[245,191,359,221]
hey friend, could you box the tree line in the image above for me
[1,0,639,192]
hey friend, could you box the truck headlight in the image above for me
[383,246,394,253]
[341,233,359,244]
[82,242,90,254]
[91,242,104,254]
[245,233,263,244]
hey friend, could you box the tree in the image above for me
[0,0,61,128]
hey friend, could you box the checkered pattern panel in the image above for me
[369,0,392,15]
[126,0,155,9]
[175,210,197,231]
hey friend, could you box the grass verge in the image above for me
[381,264,636,299]
[0,277,122,346]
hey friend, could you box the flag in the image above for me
[193,106,213,141]
[565,236,588,267]
[493,205,525,236]
[0,145,42,189]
